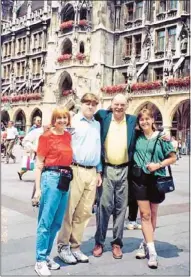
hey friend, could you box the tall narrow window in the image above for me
[154,68,163,80]
[7,65,11,77]
[134,35,142,55]
[8,42,12,55]
[32,59,36,73]
[18,39,21,53]
[4,44,8,56]
[158,0,167,13]
[168,0,177,10]
[21,61,25,76]
[126,37,132,56]
[127,3,133,21]
[168,27,176,49]
[79,42,85,53]
[17,63,20,76]
[34,34,38,48]
[135,1,143,20]
[39,32,42,48]
[37,58,41,74]
[23,38,26,52]
[157,30,165,51]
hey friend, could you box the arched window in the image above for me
[79,41,85,54]
[80,7,87,20]
[61,3,75,22]
[30,108,42,126]
[59,71,73,94]
[62,38,72,55]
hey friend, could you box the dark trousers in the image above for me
[128,178,138,221]
[95,165,128,248]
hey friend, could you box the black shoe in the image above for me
[17,172,22,180]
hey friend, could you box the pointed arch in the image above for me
[58,71,73,94]
[79,41,85,53]
[60,3,75,22]
[13,109,26,131]
[61,38,72,55]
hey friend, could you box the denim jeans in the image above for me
[36,171,69,261]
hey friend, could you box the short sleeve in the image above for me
[37,135,49,157]
[160,139,176,158]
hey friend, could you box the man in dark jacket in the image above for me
[93,94,137,259]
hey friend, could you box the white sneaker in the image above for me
[46,256,60,270]
[71,249,89,263]
[126,221,142,230]
[35,261,51,276]
[135,241,147,259]
[148,253,158,269]
[57,245,77,264]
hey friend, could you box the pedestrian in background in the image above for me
[4,121,18,164]
[131,108,176,269]
[57,93,102,265]
[17,116,42,179]
[177,139,182,159]
[93,94,137,259]
[34,107,73,277]
[28,116,42,132]
[171,136,178,163]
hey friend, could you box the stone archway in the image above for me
[170,99,190,142]
[13,109,26,131]
[30,108,42,126]
[134,101,163,130]
[1,110,10,126]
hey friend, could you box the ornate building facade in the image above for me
[1,0,190,144]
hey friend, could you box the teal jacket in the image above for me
[94,109,137,169]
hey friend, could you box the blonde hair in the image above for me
[51,106,71,127]
[81,93,99,105]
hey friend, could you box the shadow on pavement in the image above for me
[53,237,183,268]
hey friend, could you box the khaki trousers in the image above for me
[5,139,16,162]
[57,165,97,249]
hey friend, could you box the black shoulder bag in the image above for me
[151,136,175,194]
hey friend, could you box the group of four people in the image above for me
[33,93,176,276]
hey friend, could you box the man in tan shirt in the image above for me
[93,94,137,259]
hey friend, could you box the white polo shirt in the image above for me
[6,127,18,140]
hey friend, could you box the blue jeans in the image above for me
[36,171,69,261]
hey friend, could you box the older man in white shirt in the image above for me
[5,121,18,164]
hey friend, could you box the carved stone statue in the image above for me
[180,34,188,53]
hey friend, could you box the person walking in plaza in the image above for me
[57,93,102,264]
[92,93,137,259]
[171,136,178,164]
[34,107,73,277]
[17,116,42,179]
[29,116,42,132]
[131,108,176,269]
[4,121,18,164]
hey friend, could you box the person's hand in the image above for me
[32,189,41,207]
[96,173,102,187]
[161,134,170,141]
[146,163,160,172]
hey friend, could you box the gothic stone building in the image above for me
[1,0,190,145]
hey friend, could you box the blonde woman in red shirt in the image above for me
[34,107,73,277]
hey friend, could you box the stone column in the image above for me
[163,125,172,135]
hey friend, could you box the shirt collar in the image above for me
[111,114,126,123]
[79,112,95,122]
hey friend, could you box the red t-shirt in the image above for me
[37,131,73,166]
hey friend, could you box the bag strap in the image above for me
[159,140,172,177]
[150,132,162,162]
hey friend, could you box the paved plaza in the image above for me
[1,145,190,276]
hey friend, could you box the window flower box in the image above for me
[62,89,74,96]
[131,81,162,91]
[60,20,74,30]
[101,84,127,94]
[78,19,88,26]
[76,53,86,60]
[167,76,190,88]
[57,54,72,62]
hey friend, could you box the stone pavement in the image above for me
[1,145,190,276]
